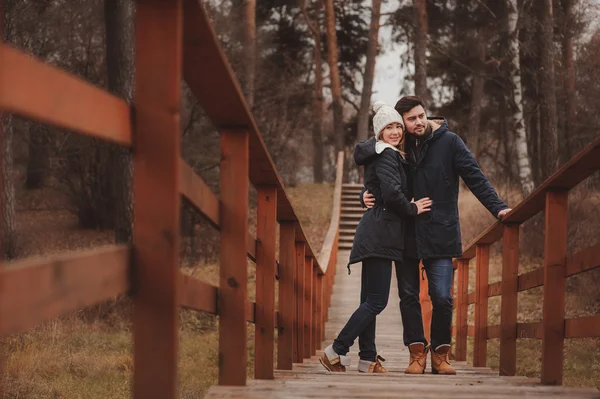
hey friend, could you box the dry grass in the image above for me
[2,183,333,398]
[456,182,600,390]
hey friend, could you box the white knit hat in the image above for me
[372,100,403,140]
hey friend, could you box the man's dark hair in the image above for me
[395,96,426,116]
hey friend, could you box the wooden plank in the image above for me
[461,134,600,260]
[316,274,324,347]
[311,267,318,356]
[0,45,132,146]
[518,322,543,339]
[467,292,475,305]
[246,301,255,323]
[541,190,568,385]
[294,242,306,363]
[179,159,219,226]
[277,222,296,370]
[317,152,344,272]
[180,159,257,261]
[132,3,182,398]
[420,262,432,344]
[518,267,544,292]
[488,281,502,297]
[303,257,313,359]
[455,259,469,361]
[218,129,250,386]
[255,187,277,379]
[179,274,217,314]
[487,325,501,339]
[0,246,129,336]
[500,224,519,376]
[565,315,600,338]
[566,241,600,277]
[474,244,490,367]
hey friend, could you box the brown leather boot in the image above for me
[405,343,428,374]
[319,344,350,372]
[358,355,388,373]
[431,344,456,375]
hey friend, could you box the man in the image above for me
[360,96,511,375]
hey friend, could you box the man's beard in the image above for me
[409,126,428,136]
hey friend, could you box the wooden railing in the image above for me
[0,1,342,397]
[451,135,600,385]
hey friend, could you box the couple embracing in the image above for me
[319,96,511,375]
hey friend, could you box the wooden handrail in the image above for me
[318,151,344,273]
[0,0,343,395]
[452,135,600,385]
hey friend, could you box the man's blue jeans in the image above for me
[396,257,454,350]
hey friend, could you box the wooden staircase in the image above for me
[339,184,366,251]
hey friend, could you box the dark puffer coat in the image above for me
[361,119,508,260]
[348,141,417,270]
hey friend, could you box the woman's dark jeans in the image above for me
[332,257,393,362]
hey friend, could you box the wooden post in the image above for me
[304,257,313,359]
[317,273,324,346]
[254,187,277,379]
[455,259,469,361]
[474,244,490,367]
[277,222,296,370]
[541,190,568,385]
[500,224,520,376]
[218,129,250,385]
[294,242,305,363]
[311,267,318,356]
[420,262,432,344]
[132,2,182,397]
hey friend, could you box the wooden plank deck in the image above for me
[206,250,600,398]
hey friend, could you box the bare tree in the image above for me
[468,28,487,159]
[1,0,17,259]
[323,0,345,153]
[104,0,134,244]
[301,0,324,183]
[414,0,428,103]
[561,0,575,162]
[506,0,534,196]
[537,0,559,179]
[242,0,256,108]
[356,0,382,143]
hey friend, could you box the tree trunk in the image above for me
[1,0,17,260]
[468,29,487,159]
[242,0,256,108]
[506,0,534,196]
[25,124,50,189]
[537,0,559,180]
[414,0,428,103]
[1,115,17,260]
[302,0,325,183]
[561,0,575,163]
[323,0,345,153]
[104,0,134,244]
[356,0,382,143]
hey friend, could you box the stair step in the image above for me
[341,207,365,212]
[340,229,356,235]
[341,214,362,220]
[342,184,363,188]
[339,221,359,228]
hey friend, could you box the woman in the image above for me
[319,101,431,374]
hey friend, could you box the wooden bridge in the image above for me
[1,1,599,398]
